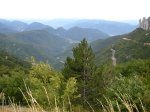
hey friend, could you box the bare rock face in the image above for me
[139,17,150,31]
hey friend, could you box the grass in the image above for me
[97,93,146,112]
[0,88,146,112]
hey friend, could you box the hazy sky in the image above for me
[0,0,149,20]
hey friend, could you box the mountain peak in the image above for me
[25,22,49,31]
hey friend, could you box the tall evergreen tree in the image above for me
[62,38,96,104]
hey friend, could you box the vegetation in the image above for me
[115,28,150,63]
[92,28,150,65]
[0,31,71,69]
[62,39,97,106]
[1,28,150,111]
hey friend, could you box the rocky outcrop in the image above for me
[139,17,150,31]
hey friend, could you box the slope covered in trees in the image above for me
[0,30,71,69]
[0,36,150,111]
[92,28,150,65]
[0,50,30,70]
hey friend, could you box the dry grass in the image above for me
[0,89,146,112]
[0,106,35,112]
[97,92,146,112]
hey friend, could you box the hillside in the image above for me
[7,30,70,56]
[114,28,150,63]
[91,35,123,64]
[0,31,71,69]
[0,50,30,71]
[92,28,150,65]
[0,33,52,61]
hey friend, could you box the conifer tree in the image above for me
[62,38,96,104]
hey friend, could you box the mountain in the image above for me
[7,30,70,56]
[65,27,109,41]
[0,33,51,61]
[0,19,111,69]
[92,28,150,65]
[24,22,49,31]
[0,22,16,34]
[0,19,51,33]
[0,19,141,69]
[64,19,137,35]
[7,21,28,32]
[0,19,109,42]
[0,30,71,69]
[0,20,28,33]
[23,19,137,36]
[44,26,109,42]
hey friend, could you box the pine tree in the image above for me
[62,38,96,104]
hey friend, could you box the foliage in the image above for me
[100,59,150,111]
[24,59,78,109]
[1,28,150,111]
[0,68,27,103]
[0,31,71,69]
[62,77,78,106]
[92,28,150,66]
[0,50,30,104]
[62,38,97,105]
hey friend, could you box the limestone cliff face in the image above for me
[139,17,150,31]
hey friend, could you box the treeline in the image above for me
[0,39,150,111]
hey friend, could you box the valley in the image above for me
[0,19,137,69]
[0,0,150,110]
[1,18,150,112]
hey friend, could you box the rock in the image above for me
[139,17,150,31]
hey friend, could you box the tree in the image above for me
[62,38,96,104]
[27,59,78,109]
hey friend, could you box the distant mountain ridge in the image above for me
[31,19,137,35]
[0,19,109,41]
[63,19,137,35]
[0,18,137,36]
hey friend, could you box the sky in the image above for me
[0,0,149,20]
